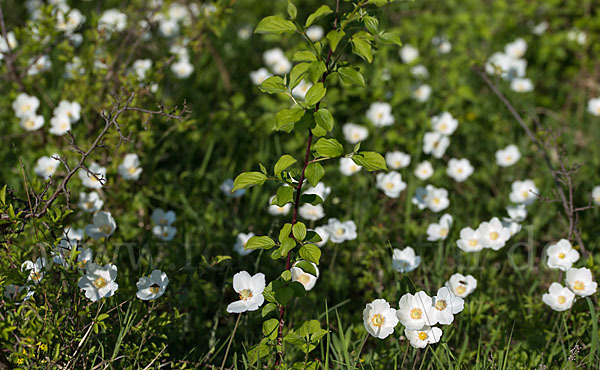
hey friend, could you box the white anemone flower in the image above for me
[136,270,169,300]
[423,132,450,158]
[511,78,533,93]
[49,114,71,136]
[313,226,329,247]
[342,123,369,144]
[78,263,118,302]
[410,64,428,78]
[20,114,45,131]
[226,271,266,313]
[12,93,40,119]
[299,203,325,221]
[446,158,473,182]
[485,52,526,80]
[495,144,521,167]
[306,25,324,42]
[456,227,484,252]
[546,239,579,271]
[542,282,575,312]
[21,258,46,284]
[220,178,246,198]
[426,214,453,241]
[412,84,431,102]
[509,179,538,205]
[366,102,394,127]
[593,185,600,205]
[423,185,450,213]
[339,157,362,176]
[446,273,477,298]
[291,261,319,291]
[250,68,271,85]
[587,97,600,116]
[77,247,93,270]
[405,326,443,348]
[376,171,407,198]
[234,232,255,256]
[85,211,117,240]
[78,191,104,213]
[79,162,107,189]
[478,217,511,250]
[363,299,399,339]
[565,267,597,297]
[431,287,464,325]
[132,59,152,80]
[392,246,421,273]
[171,58,194,79]
[385,151,411,170]
[53,100,81,123]
[268,195,291,216]
[117,153,143,180]
[303,182,331,200]
[397,291,435,330]
[399,44,419,64]
[291,80,313,100]
[431,112,458,136]
[152,208,176,225]
[324,218,357,243]
[152,225,177,241]
[4,285,34,303]
[34,154,60,180]
[504,38,527,59]
[506,204,527,222]
[414,161,434,180]
[98,9,127,33]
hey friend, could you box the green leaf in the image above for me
[308,61,327,84]
[276,107,305,132]
[274,155,297,177]
[289,62,310,89]
[350,32,374,63]
[305,163,324,186]
[262,302,278,317]
[263,318,280,340]
[0,185,6,205]
[292,222,307,240]
[379,31,402,46]
[326,30,345,52]
[292,51,317,62]
[259,163,267,174]
[314,108,334,131]
[281,238,296,255]
[281,270,292,281]
[305,5,333,27]
[233,171,268,191]
[306,230,322,243]
[279,223,293,243]
[363,16,379,34]
[246,236,276,250]
[273,186,294,206]
[259,76,287,94]
[97,314,109,322]
[351,151,388,171]
[295,260,317,276]
[338,67,365,87]
[255,15,297,34]
[299,193,323,206]
[311,124,327,137]
[299,244,321,264]
[274,286,294,305]
[313,138,343,158]
[287,0,297,20]
[304,82,326,106]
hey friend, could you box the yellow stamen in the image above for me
[239,288,253,301]
[435,300,447,311]
[418,331,428,340]
[371,313,384,327]
[410,308,423,320]
[93,277,107,289]
[573,281,585,291]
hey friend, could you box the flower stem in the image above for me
[220,313,241,370]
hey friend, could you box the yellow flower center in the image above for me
[457,168,463,173]
[297,274,311,285]
[418,331,428,341]
[149,284,160,294]
[99,225,112,235]
[335,228,344,236]
[439,228,448,237]
[20,104,31,112]
[558,252,565,259]
[521,190,529,199]
[31,272,43,282]
[353,133,360,140]
[350,165,358,172]
[85,201,94,210]
[469,239,478,247]
[376,112,383,120]
[489,231,499,240]
[93,277,108,289]
[394,161,402,167]
[78,260,88,269]
[505,155,512,162]
[456,285,466,295]
[128,166,137,175]
[25,119,35,128]
[162,230,170,238]
[435,299,447,311]
[60,122,68,130]
[385,182,395,190]
[239,288,253,301]
[410,308,423,320]
[432,197,440,204]
[371,314,384,327]
[573,281,585,291]
[557,295,566,304]
[439,123,448,131]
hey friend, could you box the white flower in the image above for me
[226,271,266,313]
[234,232,255,256]
[56,8,85,33]
[324,218,357,243]
[506,204,527,222]
[64,226,84,242]
[587,97,600,116]
[478,217,511,250]
[52,238,77,267]
[385,151,411,170]
[423,132,450,158]
[27,55,51,75]
[291,261,319,291]
[485,52,527,80]
[423,185,450,213]
[411,187,428,210]
[136,270,168,300]
[78,191,104,213]
[342,123,369,144]
[20,114,45,131]
[376,171,407,198]
[412,84,431,102]
[118,153,143,180]
[438,41,452,54]
[313,226,329,247]
[363,299,399,339]
[399,44,419,64]
[171,58,194,78]
[272,58,291,75]
[504,38,527,59]
[593,186,600,205]
[426,214,453,241]
[49,114,72,136]
[511,78,533,92]
[392,247,421,273]
[532,21,549,36]
[410,64,428,78]
[397,291,435,330]
[4,285,34,303]
[79,162,107,189]
[299,203,325,221]
[98,9,127,33]
[339,157,362,176]
[306,25,324,41]
[366,102,394,127]
[221,179,246,198]
[414,161,434,180]
[159,18,179,37]
[268,195,291,216]
[21,258,46,284]
[565,267,597,297]
[456,227,484,252]
[152,225,177,241]
[12,93,40,119]
[446,158,473,182]
[542,283,575,311]
[132,59,152,80]
[53,100,81,123]
[431,112,458,136]
[237,25,252,40]
[152,208,176,225]
[85,211,117,240]
[0,31,17,55]
[78,263,118,302]
[446,273,477,298]
[77,247,93,269]
[431,287,464,325]
[509,179,538,205]
[250,68,271,85]
[292,80,313,100]
[303,182,331,201]
[567,28,587,45]
[546,239,580,271]
[405,326,443,348]
[34,154,60,180]
[495,144,521,167]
